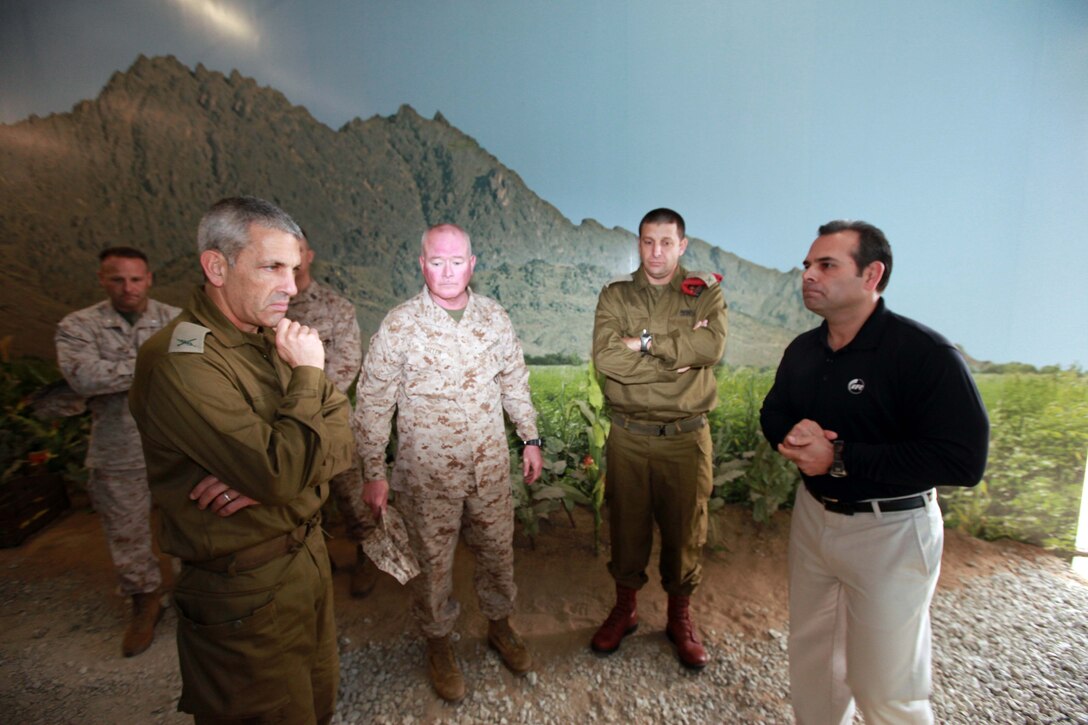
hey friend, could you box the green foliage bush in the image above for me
[517,364,608,550]
[525,364,1087,552]
[942,371,1088,551]
[0,359,90,487]
[5,358,1084,553]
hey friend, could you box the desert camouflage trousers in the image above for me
[327,454,376,544]
[399,483,517,638]
[87,468,162,597]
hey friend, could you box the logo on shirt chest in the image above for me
[847,378,865,395]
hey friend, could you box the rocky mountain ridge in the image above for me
[0,55,816,365]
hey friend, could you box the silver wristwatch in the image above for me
[639,329,652,354]
[830,440,847,478]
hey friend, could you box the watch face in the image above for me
[830,440,846,477]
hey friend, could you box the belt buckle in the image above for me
[821,497,854,516]
[657,424,667,436]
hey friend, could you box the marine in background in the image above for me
[55,246,180,657]
[288,230,378,597]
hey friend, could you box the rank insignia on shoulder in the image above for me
[603,273,634,289]
[168,321,211,354]
[681,272,723,297]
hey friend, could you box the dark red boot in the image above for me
[666,595,708,670]
[590,585,639,654]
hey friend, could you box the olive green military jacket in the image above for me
[129,287,354,562]
[593,265,728,422]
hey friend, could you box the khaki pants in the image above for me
[173,526,338,725]
[400,483,516,638]
[604,424,713,596]
[789,486,941,725]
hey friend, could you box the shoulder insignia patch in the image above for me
[168,321,211,354]
[603,273,634,289]
[681,271,723,297]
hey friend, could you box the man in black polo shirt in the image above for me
[761,220,989,725]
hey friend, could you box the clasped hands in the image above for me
[777,418,838,477]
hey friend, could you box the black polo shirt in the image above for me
[760,298,989,502]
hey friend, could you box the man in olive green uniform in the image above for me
[55,246,179,657]
[130,197,353,724]
[590,208,727,670]
[288,231,378,597]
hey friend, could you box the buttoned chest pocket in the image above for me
[624,311,653,338]
[402,345,455,398]
[473,339,506,383]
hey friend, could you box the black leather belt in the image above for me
[611,413,707,437]
[816,490,935,516]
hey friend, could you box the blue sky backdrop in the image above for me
[2,0,1085,366]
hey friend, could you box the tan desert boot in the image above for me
[487,617,532,675]
[122,590,163,657]
[426,636,466,702]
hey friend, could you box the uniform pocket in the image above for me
[173,595,291,717]
[403,348,452,397]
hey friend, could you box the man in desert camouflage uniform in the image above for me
[354,223,543,702]
[288,231,378,597]
[55,246,180,657]
[591,208,728,670]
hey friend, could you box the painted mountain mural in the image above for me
[0,55,816,365]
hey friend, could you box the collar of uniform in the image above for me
[187,285,268,350]
[819,296,890,354]
[633,264,689,293]
[417,285,477,324]
[96,299,133,330]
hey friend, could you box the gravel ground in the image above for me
[330,562,1088,724]
[1,509,1085,724]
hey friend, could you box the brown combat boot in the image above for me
[666,594,708,670]
[590,584,639,654]
[122,590,163,657]
[350,546,378,598]
[426,636,466,702]
[487,618,533,675]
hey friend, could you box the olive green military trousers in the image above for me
[605,423,713,596]
[173,525,338,725]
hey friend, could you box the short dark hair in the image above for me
[818,219,893,292]
[197,196,303,265]
[639,208,685,239]
[98,246,149,265]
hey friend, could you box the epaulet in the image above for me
[168,321,211,354]
[603,273,634,289]
[680,271,724,297]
